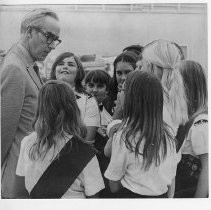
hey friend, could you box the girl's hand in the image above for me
[108,122,121,138]
[104,138,112,158]
[97,126,107,137]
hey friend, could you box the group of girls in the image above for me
[16,39,208,198]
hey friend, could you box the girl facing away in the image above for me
[175,60,208,198]
[141,39,188,136]
[50,52,100,145]
[104,70,180,198]
[16,80,105,198]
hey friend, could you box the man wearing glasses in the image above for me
[1,8,61,198]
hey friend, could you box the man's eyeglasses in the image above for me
[31,26,61,47]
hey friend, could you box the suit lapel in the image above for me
[14,44,43,90]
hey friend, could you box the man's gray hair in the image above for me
[21,8,59,34]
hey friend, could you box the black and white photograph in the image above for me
[0,0,209,209]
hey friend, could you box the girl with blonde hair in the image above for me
[105,40,187,158]
[141,39,188,135]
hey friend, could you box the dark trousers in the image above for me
[113,188,168,198]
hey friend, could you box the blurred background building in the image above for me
[0,3,207,79]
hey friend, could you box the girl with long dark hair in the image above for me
[105,70,179,198]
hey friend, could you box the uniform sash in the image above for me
[30,137,96,198]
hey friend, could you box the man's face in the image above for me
[29,16,60,61]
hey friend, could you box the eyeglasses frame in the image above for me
[30,25,62,47]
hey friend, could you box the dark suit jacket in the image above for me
[1,43,42,198]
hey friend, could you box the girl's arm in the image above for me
[83,97,101,144]
[194,153,208,198]
[167,177,175,198]
[109,180,123,193]
[105,120,122,157]
[104,138,112,158]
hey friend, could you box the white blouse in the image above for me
[104,129,180,196]
[16,132,105,198]
[76,92,100,127]
[181,113,208,157]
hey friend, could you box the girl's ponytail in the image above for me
[162,68,188,126]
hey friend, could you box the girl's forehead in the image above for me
[89,79,106,85]
[63,56,75,63]
[116,61,134,71]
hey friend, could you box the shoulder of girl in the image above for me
[21,132,37,147]
[23,132,36,140]
[194,119,208,127]
[193,114,208,127]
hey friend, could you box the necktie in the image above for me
[33,63,43,85]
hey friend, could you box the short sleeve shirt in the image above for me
[181,114,208,157]
[16,132,105,198]
[104,129,179,196]
[76,92,100,127]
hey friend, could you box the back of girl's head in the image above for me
[179,60,207,118]
[143,39,184,69]
[142,39,188,125]
[31,80,86,160]
[124,70,163,126]
[37,80,77,125]
[85,70,111,91]
[50,52,85,93]
[122,70,172,170]
[123,44,144,57]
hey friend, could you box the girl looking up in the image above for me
[50,52,100,145]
